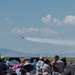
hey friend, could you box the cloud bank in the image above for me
[24,37,75,46]
[11,27,61,35]
[42,14,75,25]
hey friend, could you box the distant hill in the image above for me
[59,53,75,58]
[0,48,40,57]
[0,48,75,58]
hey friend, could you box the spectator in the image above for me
[57,58,65,73]
[15,57,26,75]
[0,57,8,75]
[51,55,60,75]
[61,57,67,67]
[32,59,37,69]
[42,59,52,75]
[1,56,6,65]
[23,58,34,75]
[19,57,26,67]
[36,55,44,75]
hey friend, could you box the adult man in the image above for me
[51,55,60,75]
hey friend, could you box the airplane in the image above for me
[18,35,25,39]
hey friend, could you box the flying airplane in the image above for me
[18,35,25,39]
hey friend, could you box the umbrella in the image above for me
[61,62,75,75]
[23,63,34,72]
[9,59,19,66]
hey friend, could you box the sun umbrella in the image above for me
[23,63,34,72]
[9,59,19,66]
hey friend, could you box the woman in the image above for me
[42,59,52,75]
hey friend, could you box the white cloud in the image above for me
[63,15,75,24]
[41,14,52,24]
[11,27,60,35]
[42,14,75,25]
[53,18,62,25]
[39,28,59,35]
[25,37,75,46]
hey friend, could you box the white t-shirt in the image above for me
[16,68,21,75]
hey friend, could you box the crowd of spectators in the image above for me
[0,55,68,75]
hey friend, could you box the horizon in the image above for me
[0,48,75,58]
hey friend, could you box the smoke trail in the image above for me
[24,37,75,46]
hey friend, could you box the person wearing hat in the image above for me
[0,57,8,75]
[1,56,6,64]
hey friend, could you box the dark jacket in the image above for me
[0,62,8,74]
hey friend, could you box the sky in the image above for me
[0,0,75,57]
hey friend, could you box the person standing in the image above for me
[32,59,37,69]
[0,57,8,75]
[15,57,26,75]
[57,58,65,73]
[51,55,60,75]
[42,59,52,75]
[36,55,44,75]
[61,57,67,68]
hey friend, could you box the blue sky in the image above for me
[0,0,75,57]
